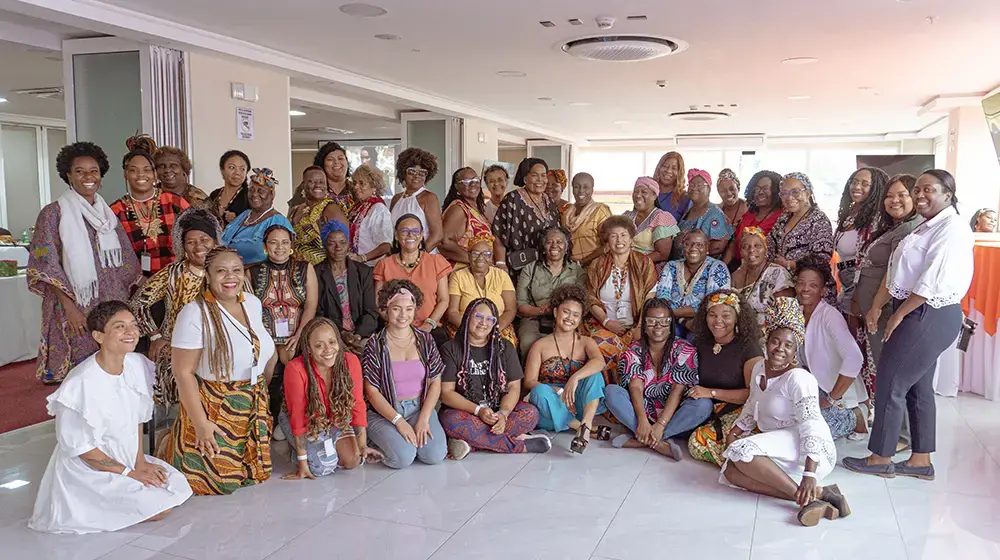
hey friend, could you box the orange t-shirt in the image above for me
[373,253,453,327]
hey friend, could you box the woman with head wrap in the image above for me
[110,134,190,277]
[970,207,997,232]
[652,151,691,221]
[720,297,846,528]
[731,226,795,336]
[221,168,293,266]
[716,169,746,263]
[624,176,680,275]
[445,231,518,347]
[766,172,836,303]
[546,169,570,214]
[129,206,221,424]
[723,170,784,271]
[561,172,612,266]
[674,168,734,260]
[316,219,379,355]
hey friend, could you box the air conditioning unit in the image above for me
[12,86,64,100]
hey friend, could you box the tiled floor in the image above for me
[3,394,1000,560]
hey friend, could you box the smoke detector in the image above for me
[561,35,687,62]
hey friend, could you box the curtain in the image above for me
[149,46,188,152]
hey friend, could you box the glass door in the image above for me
[400,112,461,201]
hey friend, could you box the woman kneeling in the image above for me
[440,298,551,460]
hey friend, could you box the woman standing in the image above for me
[155,146,208,208]
[717,169,747,263]
[721,297,845,527]
[515,227,585,360]
[483,164,509,223]
[731,227,795,336]
[439,299,550,459]
[111,134,190,278]
[446,233,517,346]
[653,151,691,221]
[291,166,349,265]
[248,224,318,437]
[363,280,448,469]
[546,169,570,214]
[724,170,784,271]
[655,230,732,338]
[624,177,680,274]
[221,168,292,266]
[844,170,974,480]
[374,215,453,347]
[281,318,378,479]
[347,165,392,267]
[834,167,889,314]
[674,169,733,259]
[439,167,492,265]
[605,299,702,461]
[160,247,277,495]
[316,221,379,355]
[130,207,221,412]
[389,148,444,252]
[767,172,836,301]
[584,216,658,383]
[317,141,354,214]
[28,142,142,384]
[524,285,608,454]
[969,208,997,232]
[210,150,251,226]
[492,158,560,279]
[562,172,611,267]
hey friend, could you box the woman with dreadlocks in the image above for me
[159,246,277,495]
[834,167,889,317]
[280,318,381,479]
[439,298,550,460]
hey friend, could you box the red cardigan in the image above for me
[283,352,366,438]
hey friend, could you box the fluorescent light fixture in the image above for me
[613,120,632,125]
[568,101,592,107]
[787,95,811,100]
[374,34,401,41]
[496,70,527,78]
[1,480,29,490]
[781,57,818,65]
[289,110,306,116]
[0,97,7,103]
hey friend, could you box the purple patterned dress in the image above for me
[27,203,141,383]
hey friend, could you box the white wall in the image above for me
[945,106,1000,215]
[188,53,292,211]
[462,118,498,174]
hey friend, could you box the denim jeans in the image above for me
[278,411,342,477]
[604,383,713,440]
[366,398,447,469]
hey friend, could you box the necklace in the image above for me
[679,260,709,299]
[244,207,274,226]
[713,342,723,355]
[724,200,745,227]
[473,273,488,299]
[398,252,421,271]
[126,189,163,240]
[552,332,577,380]
[128,190,156,203]
[218,185,241,214]
[387,330,414,347]
[610,264,627,317]
[523,189,551,221]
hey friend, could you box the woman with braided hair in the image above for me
[439,299,550,460]
[159,246,277,495]
[834,167,889,315]
[280,318,381,479]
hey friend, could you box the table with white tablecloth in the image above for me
[0,245,29,268]
[0,274,41,367]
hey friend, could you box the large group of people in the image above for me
[25,138,977,534]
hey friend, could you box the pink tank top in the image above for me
[393,359,426,400]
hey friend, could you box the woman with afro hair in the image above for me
[389,147,444,253]
[28,141,142,383]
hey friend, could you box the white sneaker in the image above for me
[272,424,287,442]
[448,437,471,461]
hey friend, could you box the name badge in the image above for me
[323,437,335,457]
[140,253,151,272]
[275,318,291,338]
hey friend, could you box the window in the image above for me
[0,122,66,237]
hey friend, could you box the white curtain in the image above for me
[149,46,188,152]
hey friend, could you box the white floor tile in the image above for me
[0,520,151,560]
[99,545,189,559]
[749,520,908,560]
[890,487,1000,554]
[264,513,451,560]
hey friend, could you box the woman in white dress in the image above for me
[721,297,848,527]
[30,301,192,534]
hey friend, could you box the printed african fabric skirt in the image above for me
[580,318,633,385]
[688,405,744,467]
[159,376,272,495]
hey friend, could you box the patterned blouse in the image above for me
[539,357,583,386]
[293,199,335,265]
[492,189,560,268]
[766,207,836,303]
[736,263,794,332]
[616,339,698,421]
[109,189,190,276]
[655,257,732,310]
[445,200,492,256]
[363,327,444,406]
[674,204,734,259]
[248,259,309,345]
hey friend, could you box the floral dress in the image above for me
[616,339,698,421]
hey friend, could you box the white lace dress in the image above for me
[720,362,836,487]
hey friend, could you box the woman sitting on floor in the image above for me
[30,301,192,534]
[604,298,702,461]
[281,317,381,480]
[721,297,847,527]
[439,298,551,460]
[524,285,609,454]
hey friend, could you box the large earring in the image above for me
[790,356,799,367]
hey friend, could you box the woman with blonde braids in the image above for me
[159,246,277,495]
[280,318,381,479]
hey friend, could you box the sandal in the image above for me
[571,425,592,454]
[592,425,611,441]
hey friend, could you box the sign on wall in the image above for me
[236,107,254,141]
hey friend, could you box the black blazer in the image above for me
[316,258,378,337]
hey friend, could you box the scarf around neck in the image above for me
[563,201,600,232]
[57,188,123,307]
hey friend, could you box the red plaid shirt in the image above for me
[111,190,190,276]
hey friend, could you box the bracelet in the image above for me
[495,261,505,267]
[391,413,403,425]
[601,316,611,327]
[424,318,438,329]
[297,454,308,461]
[499,409,510,417]
[149,333,162,342]
[474,405,482,416]
[121,467,132,477]
[801,471,817,479]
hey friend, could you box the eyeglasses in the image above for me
[472,312,498,325]
[470,250,493,260]
[645,317,672,327]
[406,167,428,179]
[779,187,806,199]
[398,227,423,237]
[850,178,872,190]
[266,239,293,248]
[458,178,481,187]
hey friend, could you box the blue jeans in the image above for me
[366,398,447,469]
[278,411,345,477]
[528,374,606,432]
[604,383,713,440]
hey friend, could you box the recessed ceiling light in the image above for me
[0,98,6,103]
[496,70,526,78]
[858,86,875,91]
[537,96,553,101]
[613,120,632,125]
[568,101,592,107]
[0,479,29,490]
[339,3,387,17]
[781,57,819,65]
[791,116,810,121]
[289,110,306,116]
[374,34,401,41]
[787,95,811,100]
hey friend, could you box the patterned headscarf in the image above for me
[718,168,740,188]
[688,168,712,187]
[251,167,278,191]
[469,231,495,251]
[764,296,806,345]
[321,219,351,246]
[707,291,741,314]
[782,172,813,193]
[634,176,659,196]
[547,169,568,189]
[742,226,767,248]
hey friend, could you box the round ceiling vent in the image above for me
[561,35,687,62]
[668,111,731,121]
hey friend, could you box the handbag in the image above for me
[527,262,554,334]
[507,248,538,271]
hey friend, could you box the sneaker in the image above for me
[522,433,552,454]
[448,437,472,461]
[272,424,287,442]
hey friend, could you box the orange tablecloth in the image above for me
[961,241,1000,336]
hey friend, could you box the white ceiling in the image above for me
[289,101,401,146]
[85,0,1000,141]
[0,39,65,119]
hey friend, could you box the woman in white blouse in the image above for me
[347,164,393,266]
[159,246,278,495]
[843,169,974,481]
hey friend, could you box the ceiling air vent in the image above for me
[12,86,63,100]
[669,111,730,122]
[562,35,685,62]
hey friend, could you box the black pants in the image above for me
[268,359,286,422]
[869,300,962,457]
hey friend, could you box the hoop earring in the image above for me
[790,356,799,367]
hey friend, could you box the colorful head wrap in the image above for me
[782,172,813,193]
[741,226,767,248]
[707,291,741,314]
[634,176,659,196]
[321,219,350,246]
[764,297,806,346]
[717,168,740,188]
[469,231,495,250]
[172,206,221,258]
[687,168,712,187]
[251,167,278,190]
[547,169,568,189]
